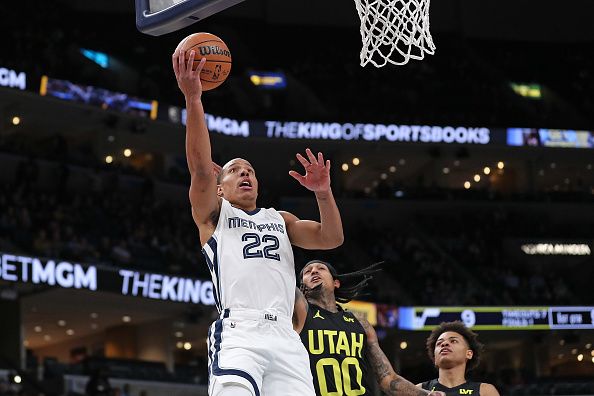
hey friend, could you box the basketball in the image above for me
[176,32,231,91]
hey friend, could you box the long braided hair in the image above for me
[299,260,383,304]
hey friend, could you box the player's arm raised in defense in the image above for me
[355,315,440,396]
[172,50,220,245]
[280,149,344,250]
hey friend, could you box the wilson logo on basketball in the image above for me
[199,45,231,58]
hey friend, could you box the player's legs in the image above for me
[208,318,265,396]
[211,380,254,396]
[261,325,315,395]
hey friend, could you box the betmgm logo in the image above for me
[0,67,26,90]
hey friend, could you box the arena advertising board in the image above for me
[520,242,591,256]
[0,252,215,306]
[399,306,594,330]
[173,106,497,144]
[507,128,594,149]
[340,300,378,326]
[27,75,593,148]
[0,66,26,90]
[39,76,159,120]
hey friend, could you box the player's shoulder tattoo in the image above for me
[353,312,372,330]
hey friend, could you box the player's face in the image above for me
[434,331,473,370]
[218,158,259,205]
[302,262,339,292]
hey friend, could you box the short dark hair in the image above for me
[426,321,483,373]
[217,158,254,184]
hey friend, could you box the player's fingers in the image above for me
[195,57,206,75]
[325,159,331,171]
[289,170,306,184]
[317,152,324,166]
[172,51,180,76]
[295,153,310,169]
[305,148,318,165]
[187,50,196,74]
[179,49,186,73]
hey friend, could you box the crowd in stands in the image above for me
[418,209,592,304]
[0,158,206,278]
[1,154,591,308]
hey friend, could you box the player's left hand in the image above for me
[289,149,331,193]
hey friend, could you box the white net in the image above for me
[354,0,435,67]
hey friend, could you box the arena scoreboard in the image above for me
[399,306,594,331]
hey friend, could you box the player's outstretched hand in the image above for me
[172,49,206,99]
[289,148,331,193]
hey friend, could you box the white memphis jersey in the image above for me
[201,198,296,317]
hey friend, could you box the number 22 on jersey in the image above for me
[242,233,280,261]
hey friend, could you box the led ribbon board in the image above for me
[399,307,594,330]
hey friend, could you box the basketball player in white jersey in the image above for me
[173,50,344,396]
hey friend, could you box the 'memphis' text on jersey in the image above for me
[228,216,285,234]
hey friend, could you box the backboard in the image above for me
[135,0,245,36]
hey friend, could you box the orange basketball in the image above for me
[176,32,232,91]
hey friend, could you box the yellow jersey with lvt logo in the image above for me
[421,380,481,396]
[300,304,370,395]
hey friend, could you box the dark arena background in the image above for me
[1,0,594,395]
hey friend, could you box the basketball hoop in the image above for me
[353,0,435,67]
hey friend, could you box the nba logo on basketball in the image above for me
[213,64,222,80]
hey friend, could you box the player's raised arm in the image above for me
[172,50,220,242]
[280,149,344,250]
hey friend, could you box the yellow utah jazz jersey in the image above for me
[300,304,370,395]
[422,379,482,396]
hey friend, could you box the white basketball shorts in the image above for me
[207,308,315,396]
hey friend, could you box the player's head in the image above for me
[299,260,382,304]
[300,260,341,296]
[426,321,483,374]
[217,158,259,206]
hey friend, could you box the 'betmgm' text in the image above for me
[0,253,96,290]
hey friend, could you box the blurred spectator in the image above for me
[85,367,112,396]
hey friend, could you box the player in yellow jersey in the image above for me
[294,260,445,396]
[418,321,500,396]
